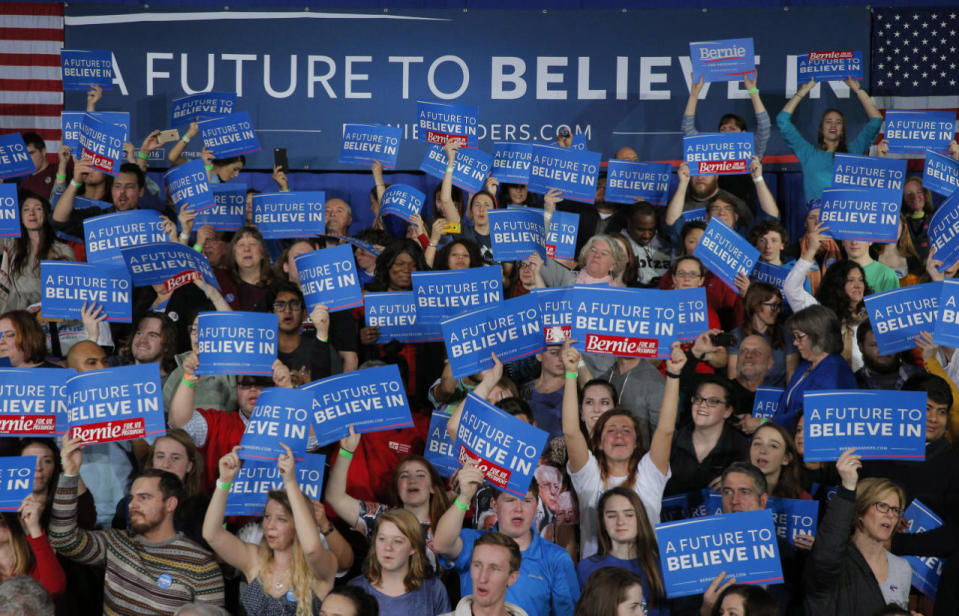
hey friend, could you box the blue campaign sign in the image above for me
[294,244,363,313]
[752,387,784,420]
[170,92,236,127]
[66,363,165,444]
[694,217,759,290]
[195,311,277,376]
[571,285,708,358]
[0,457,36,511]
[884,111,955,155]
[195,183,247,230]
[62,111,130,152]
[689,38,755,83]
[927,191,959,271]
[41,261,133,323]
[237,387,313,461]
[0,184,19,238]
[84,210,167,265]
[923,150,959,197]
[365,291,439,344]
[766,497,818,548]
[491,142,532,183]
[252,191,325,239]
[657,509,783,598]
[454,393,549,498]
[225,454,327,516]
[546,209,579,261]
[605,161,672,205]
[304,364,414,447]
[901,499,945,599]
[571,133,587,150]
[419,145,493,194]
[683,207,708,224]
[802,389,926,462]
[199,110,261,157]
[796,50,864,81]
[417,100,478,148]
[684,133,753,176]
[165,159,215,212]
[0,368,73,437]
[443,293,545,379]
[527,144,602,203]
[339,123,402,168]
[424,412,459,478]
[413,265,503,338]
[60,49,114,90]
[0,133,35,180]
[379,184,425,223]
[934,279,959,347]
[531,286,574,345]
[832,153,907,196]
[488,208,546,262]
[750,261,790,291]
[660,489,713,522]
[120,242,220,291]
[79,112,125,177]
[865,282,940,356]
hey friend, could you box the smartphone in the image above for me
[710,332,736,347]
[273,147,288,172]
[157,129,180,144]
[442,222,461,234]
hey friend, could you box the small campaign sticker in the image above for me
[286,590,296,602]
[157,573,173,589]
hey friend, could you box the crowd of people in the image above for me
[1,69,959,616]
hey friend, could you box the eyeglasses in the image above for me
[691,394,727,409]
[761,301,782,311]
[273,299,303,312]
[792,331,808,341]
[873,502,901,516]
[675,271,703,280]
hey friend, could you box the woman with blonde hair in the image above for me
[203,444,337,615]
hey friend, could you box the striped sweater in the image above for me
[49,475,224,615]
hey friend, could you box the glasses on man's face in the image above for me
[873,501,901,516]
[691,394,726,409]
[273,299,303,312]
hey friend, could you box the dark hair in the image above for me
[120,312,178,375]
[904,373,954,410]
[817,108,849,153]
[718,113,748,132]
[474,531,522,573]
[267,280,305,310]
[580,379,617,405]
[490,477,539,502]
[21,132,45,151]
[748,219,789,251]
[574,567,647,616]
[786,304,844,355]
[17,438,60,527]
[469,190,497,212]
[388,455,451,532]
[496,397,534,423]
[326,586,379,616]
[856,317,873,347]
[134,469,186,509]
[696,375,734,407]
[273,238,321,282]
[902,176,934,218]
[594,487,664,606]
[432,182,463,217]
[874,604,911,616]
[815,260,871,323]
[434,238,484,270]
[213,155,246,167]
[707,190,746,220]
[118,162,146,189]
[502,182,535,206]
[0,310,47,364]
[671,255,705,278]
[356,227,391,247]
[680,220,708,245]
[710,584,780,616]
[590,409,645,488]
[366,238,428,292]
[742,283,785,349]
[752,422,803,499]
[12,190,58,276]
[722,461,769,496]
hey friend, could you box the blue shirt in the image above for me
[774,353,857,432]
[576,554,670,616]
[452,528,579,616]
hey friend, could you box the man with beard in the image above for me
[854,320,922,390]
[113,312,178,381]
[51,440,224,614]
[727,335,776,435]
[270,281,340,385]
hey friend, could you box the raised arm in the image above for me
[202,446,259,580]
[439,141,462,223]
[807,448,860,594]
[85,85,102,112]
[648,342,685,475]
[846,78,882,120]
[781,78,817,116]
[432,462,485,560]
[168,352,199,429]
[192,278,232,312]
[446,354,503,441]
[324,426,363,526]
[52,157,92,224]
[560,340,590,473]
[744,72,771,159]
[665,163,690,226]
[47,436,109,566]
[682,75,705,134]
[750,157,778,218]
[278,443,337,582]
[136,130,162,172]
[168,119,199,166]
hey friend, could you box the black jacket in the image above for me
[664,423,748,496]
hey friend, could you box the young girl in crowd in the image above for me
[749,422,806,500]
[710,584,780,616]
[574,566,648,616]
[203,444,337,615]
[347,508,450,615]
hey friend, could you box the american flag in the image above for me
[870,7,959,111]
[0,2,64,151]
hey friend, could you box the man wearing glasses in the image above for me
[270,281,340,386]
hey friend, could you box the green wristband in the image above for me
[748,87,759,95]
[454,496,470,511]
[564,371,578,380]
[70,179,83,189]
[204,164,214,172]
[55,173,66,181]
[445,165,455,173]
[137,151,149,160]
[338,447,354,460]
[216,479,232,491]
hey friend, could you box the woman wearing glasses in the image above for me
[804,448,911,615]
[727,282,797,387]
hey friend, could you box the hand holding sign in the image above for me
[20,493,45,537]
[276,443,297,484]
[80,301,107,339]
[60,434,83,475]
[455,461,487,502]
[836,448,861,491]
[218,445,243,484]
[340,425,361,455]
